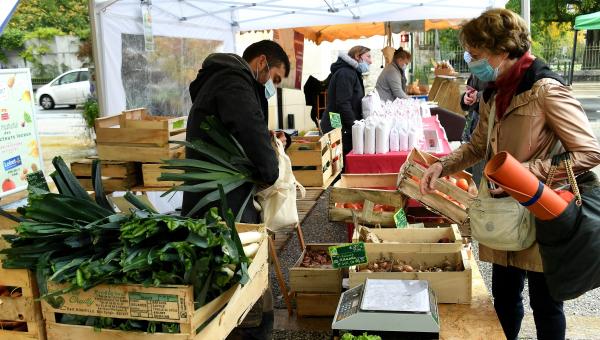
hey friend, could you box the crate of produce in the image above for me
[95,108,186,163]
[352,224,463,252]
[289,244,342,294]
[141,163,183,188]
[1,212,46,340]
[349,246,471,304]
[41,224,269,340]
[70,159,139,192]
[296,292,341,317]
[287,128,342,188]
[329,173,407,226]
[397,149,476,226]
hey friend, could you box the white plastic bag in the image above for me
[364,121,376,154]
[376,121,391,154]
[255,136,305,230]
[361,90,381,119]
[352,120,365,154]
[389,126,400,152]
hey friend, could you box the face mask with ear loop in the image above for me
[464,51,506,82]
[255,60,277,100]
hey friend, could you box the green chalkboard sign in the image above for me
[329,242,368,269]
[394,208,409,228]
[329,112,342,129]
[26,170,49,192]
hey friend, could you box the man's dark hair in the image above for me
[242,40,291,77]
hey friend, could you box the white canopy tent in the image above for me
[92,0,507,117]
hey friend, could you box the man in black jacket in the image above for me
[182,40,290,223]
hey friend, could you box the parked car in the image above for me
[36,68,90,109]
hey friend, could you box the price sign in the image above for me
[329,112,342,129]
[329,242,368,269]
[394,208,409,228]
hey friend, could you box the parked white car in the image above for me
[36,68,90,109]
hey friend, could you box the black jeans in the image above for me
[492,264,566,340]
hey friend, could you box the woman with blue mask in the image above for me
[320,45,372,157]
[376,47,412,101]
[420,9,600,340]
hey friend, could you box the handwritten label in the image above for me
[329,242,368,269]
[329,112,342,129]
[394,208,409,228]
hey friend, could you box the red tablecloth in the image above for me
[345,116,453,174]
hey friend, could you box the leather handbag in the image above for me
[469,104,536,251]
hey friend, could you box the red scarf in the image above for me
[489,52,535,119]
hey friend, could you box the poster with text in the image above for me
[273,29,304,90]
[0,69,44,198]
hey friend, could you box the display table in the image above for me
[273,258,506,339]
[345,116,452,174]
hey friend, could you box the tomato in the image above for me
[382,205,396,212]
[355,203,364,210]
[456,178,469,191]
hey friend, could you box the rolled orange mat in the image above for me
[485,152,570,221]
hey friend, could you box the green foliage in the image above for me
[0,28,25,62]
[82,98,99,130]
[23,27,65,41]
[7,0,89,36]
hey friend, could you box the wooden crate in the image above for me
[349,247,472,304]
[352,224,463,252]
[141,163,183,188]
[0,261,46,340]
[95,108,186,163]
[70,159,139,192]
[329,173,407,226]
[398,149,476,226]
[289,244,342,294]
[41,224,268,340]
[296,292,340,317]
[287,129,342,188]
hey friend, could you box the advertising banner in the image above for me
[273,29,304,90]
[0,69,43,198]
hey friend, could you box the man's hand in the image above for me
[420,162,443,195]
[270,130,287,145]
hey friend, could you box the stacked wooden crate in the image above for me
[287,129,342,188]
[329,173,407,226]
[397,149,476,232]
[348,226,472,304]
[288,244,342,317]
[40,224,268,340]
[70,159,139,191]
[0,213,46,340]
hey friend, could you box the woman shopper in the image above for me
[375,47,412,101]
[419,9,600,340]
[320,45,372,156]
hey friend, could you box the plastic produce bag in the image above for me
[362,90,381,119]
[364,121,376,154]
[376,120,391,154]
[352,120,365,154]
[389,126,400,152]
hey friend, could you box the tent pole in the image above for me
[569,30,578,85]
[89,0,107,116]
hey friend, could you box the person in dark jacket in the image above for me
[183,40,290,223]
[320,45,371,156]
[460,73,487,185]
[376,47,412,101]
[183,41,289,340]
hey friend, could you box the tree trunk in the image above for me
[582,30,600,70]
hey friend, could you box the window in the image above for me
[78,71,89,82]
[58,72,79,85]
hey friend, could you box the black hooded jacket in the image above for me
[182,53,278,222]
[320,53,365,155]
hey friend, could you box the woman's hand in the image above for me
[420,162,443,195]
[463,89,478,106]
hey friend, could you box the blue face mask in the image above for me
[357,61,369,74]
[256,61,276,99]
[464,51,504,82]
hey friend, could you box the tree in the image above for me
[6,0,89,37]
[508,0,600,68]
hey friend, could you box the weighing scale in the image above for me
[332,279,440,336]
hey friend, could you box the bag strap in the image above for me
[547,152,582,206]
[477,103,496,193]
